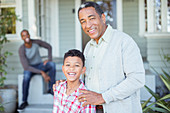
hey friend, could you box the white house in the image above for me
[1,0,170,112]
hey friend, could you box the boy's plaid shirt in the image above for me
[53,79,96,113]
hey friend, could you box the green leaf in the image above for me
[159,94,170,101]
[156,102,170,112]
[162,69,170,82]
[142,102,157,112]
[141,96,153,109]
[145,85,160,100]
[149,106,169,113]
[160,75,170,91]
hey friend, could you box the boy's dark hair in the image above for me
[64,49,85,66]
[78,1,104,18]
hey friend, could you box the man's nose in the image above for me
[86,20,92,28]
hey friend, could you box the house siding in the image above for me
[5,40,23,85]
[123,0,147,57]
[59,0,75,57]
[147,37,170,73]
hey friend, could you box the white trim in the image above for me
[0,5,16,8]
[50,0,59,57]
[75,0,82,51]
[28,0,37,38]
[116,0,123,31]
[138,0,145,37]
[161,0,167,32]
[147,0,154,33]
[15,0,23,39]
[144,33,170,39]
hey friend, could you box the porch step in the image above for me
[18,104,53,113]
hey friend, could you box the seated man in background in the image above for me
[18,29,56,110]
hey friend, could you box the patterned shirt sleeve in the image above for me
[80,104,96,113]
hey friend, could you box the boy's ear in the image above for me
[81,67,86,74]
[62,65,64,72]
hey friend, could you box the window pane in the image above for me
[144,0,147,31]
[0,8,16,34]
[167,0,170,32]
[155,0,161,31]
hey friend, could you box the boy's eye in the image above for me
[75,65,80,67]
[66,64,70,66]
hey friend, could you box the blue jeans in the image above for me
[22,62,56,102]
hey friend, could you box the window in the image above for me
[0,0,16,34]
[140,0,170,35]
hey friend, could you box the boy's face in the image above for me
[62,56,86,82]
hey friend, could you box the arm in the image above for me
[33,40,52,61]
[18,45,41,73]
[102,37,145,104]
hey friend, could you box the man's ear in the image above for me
[101,13,106,24]
[81,67,86,75]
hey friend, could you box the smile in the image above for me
[88,28,96,34]
[68,72,76,76]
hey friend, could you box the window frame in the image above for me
[139,0,170,37]
[0,0,22,39]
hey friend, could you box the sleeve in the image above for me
[34,40,52,61]
[18,45,41,73]
[80,104,96,113]
[102,35,145,103]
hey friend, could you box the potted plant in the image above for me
[141,51,170,113]
[0,8,20,112]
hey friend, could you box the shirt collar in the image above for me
[89,24,113,46]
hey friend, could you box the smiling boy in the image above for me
[53,49,96,113]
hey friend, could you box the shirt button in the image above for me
[93,56,95,58]
[91,67,92,69]
[89,78,91,80]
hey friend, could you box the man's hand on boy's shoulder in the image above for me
[53,79,66,92]
[78,90,105,107]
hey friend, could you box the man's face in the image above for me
[79,7,106,41]
[62,56,86,83]
[21,31,30,43]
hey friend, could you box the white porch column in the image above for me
[116,0,123,31]
[15,0,23,37]
[139,0,145,36]
[161,0,167,32]
[50,0,59,57]
[147,0,154,33]
[75,0,82,51]
[28,0,37,38]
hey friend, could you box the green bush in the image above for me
[142,51,170,113]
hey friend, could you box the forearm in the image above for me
[102,72,145,104]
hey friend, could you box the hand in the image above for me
[43,60,49,65]
[41,71,51,82]
[53,79,66,92]
[78,90,105,107]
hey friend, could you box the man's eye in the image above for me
[66,64,70,66]
[75,65,80,67]
[81,21,86,24]
[90,17,95,20]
